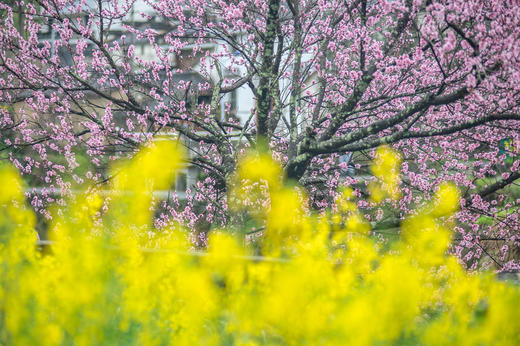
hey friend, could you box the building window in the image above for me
[175,172,187,193]
[230,90,237,116]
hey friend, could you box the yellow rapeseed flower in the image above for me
[1,143,519,345]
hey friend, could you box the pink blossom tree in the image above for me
[1,0,519,267]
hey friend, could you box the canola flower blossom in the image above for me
[1,140,520,345]
[369,145,402,202]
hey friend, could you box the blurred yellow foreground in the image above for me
[1,141,519,345]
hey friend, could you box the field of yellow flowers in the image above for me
[1,141,519,345]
